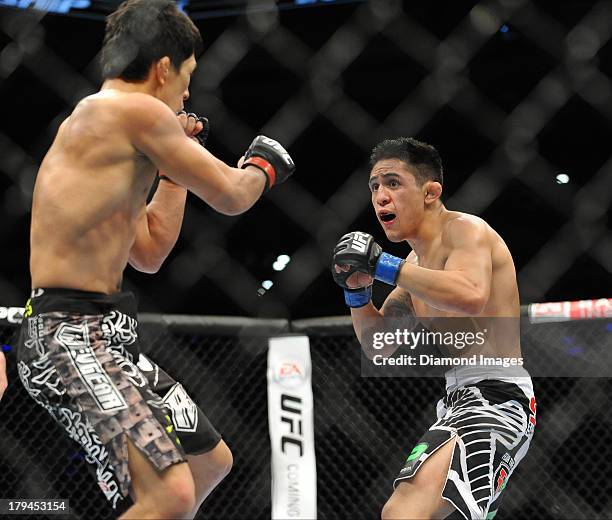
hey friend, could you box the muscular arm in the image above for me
[130,95,266,215]
[395,218,492,315]
[129,178,187,273]
[0,352,7,401]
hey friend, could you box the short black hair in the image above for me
[101,0,203,81]
[369,137,443,185]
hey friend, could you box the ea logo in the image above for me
[274,361,304,388]
[0,307,24,324]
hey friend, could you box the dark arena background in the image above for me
[0,1,611,519]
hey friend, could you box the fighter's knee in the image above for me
[381,483,430,520]
[381,498,403,520]
[158,471,196,517]
[211,441,233,481]
[381,500,393,520]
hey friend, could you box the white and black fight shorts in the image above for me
[394,366,536,520]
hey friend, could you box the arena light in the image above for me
[272,254,291,271]
[555,173,570,184]
[0,0,366,20]
[0,0,91,14]
[257,279,274,296]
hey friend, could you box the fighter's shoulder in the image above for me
[442,212,491,248]
[119,93,176,128]
[73,92,174,128]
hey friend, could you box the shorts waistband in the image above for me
[444,364,534,399]
[27,287,138,319]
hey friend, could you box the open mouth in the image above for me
[380,213,396,223]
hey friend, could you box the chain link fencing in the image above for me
[0,313,610,519]
[1,1,611,518]
[0,1,610,317]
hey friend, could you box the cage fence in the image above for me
[0,302,610,519]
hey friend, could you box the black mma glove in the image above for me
[187,112,210,147]
[241,135,295,191]
[177,111,210,147]
[331,231,405,308]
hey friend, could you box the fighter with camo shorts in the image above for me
[16,1,295,518]
[332,138,536,520]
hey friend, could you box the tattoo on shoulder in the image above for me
[382,291,415,318]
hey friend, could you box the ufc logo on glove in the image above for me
[351,233,369,253]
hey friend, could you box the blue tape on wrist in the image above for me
[374,252,403,285]
[344,286,372,308]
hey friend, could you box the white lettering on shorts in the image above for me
[55,322,127,412]
[162,383,198,433]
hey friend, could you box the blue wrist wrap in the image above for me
[374,252,404,285]
[344,286,372,308]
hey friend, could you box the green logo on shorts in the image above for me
[164,414,181,445]
[406,443,428,463]
[24,298,32,318]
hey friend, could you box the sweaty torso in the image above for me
[30,91,156,293]
[405,211,521,358]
